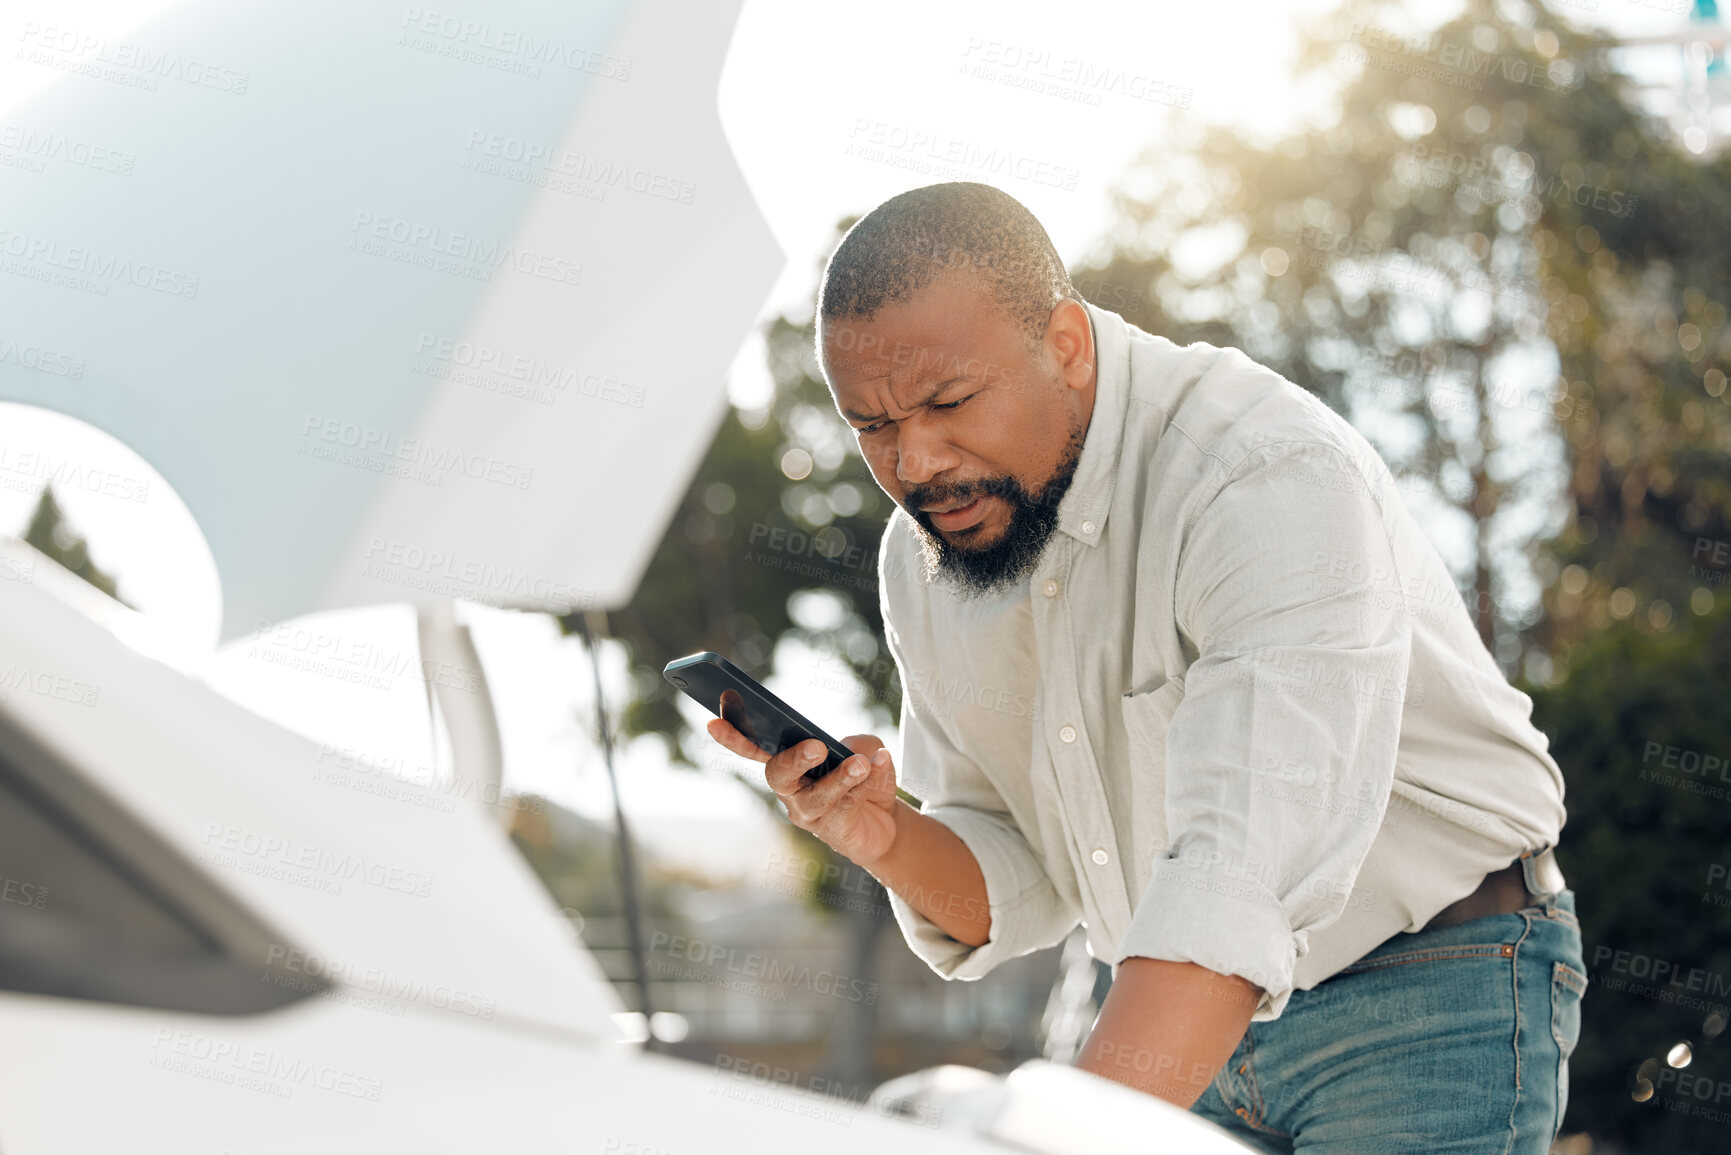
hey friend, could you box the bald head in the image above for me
[818,182,1077,348]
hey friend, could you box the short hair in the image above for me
[818,182,1077,346]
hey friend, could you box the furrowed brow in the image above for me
[844,377,967,425]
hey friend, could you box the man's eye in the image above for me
[933,394,973,412]
[857,421,887,436]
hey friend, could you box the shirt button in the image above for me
[1091,848,1110,866]
[1059,725,1077,743]
[1081,519,1096,535]
[1042,579,1058,598]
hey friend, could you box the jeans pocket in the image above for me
[1551,962,1587,1055]
[1337,940,1518,976]
[1551,961,1588,1132]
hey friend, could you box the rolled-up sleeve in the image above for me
[1115,441,1412,1020]
[883,617,1079,980]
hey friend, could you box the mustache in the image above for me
[903,471,1070,516]
[902,475,1020,513]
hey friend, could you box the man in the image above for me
[706,182,1586,1152]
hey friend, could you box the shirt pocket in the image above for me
[1120,675,1186,875]
[1121,675,1186,754]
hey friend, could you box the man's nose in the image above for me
[893,421,958,487]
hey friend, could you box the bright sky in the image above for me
[1,0,1718,878]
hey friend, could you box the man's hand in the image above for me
[1075,958,1261,1109]
[707,720,900,866]
[706,719,992,945]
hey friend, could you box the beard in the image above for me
[903,416,1086,600]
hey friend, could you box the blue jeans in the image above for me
[1191,890,1587,1153]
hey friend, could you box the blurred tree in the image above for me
[1518,19,1731,675]
[1071,0,1731,677]
[1524,597,1731,1149]
[20,484,130,606]
[1072,0,1590,663]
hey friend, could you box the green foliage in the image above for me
[21,484,129,606]
[1071,0,1731,677]
[1526,40,1731,660]
[1074,0,1587,657]
[1526,598,1731,1146]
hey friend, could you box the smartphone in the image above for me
[663,651,855,783]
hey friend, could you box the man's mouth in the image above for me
[922,495,989,533]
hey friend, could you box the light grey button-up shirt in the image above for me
[877,301,1567,1020]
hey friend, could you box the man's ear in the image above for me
[1046,297,1094,391]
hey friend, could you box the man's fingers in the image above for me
[796,749,874,812]
[841,733,885,759]
[751,734,894,854]
[707,718,770,763]
[764,738,832,798]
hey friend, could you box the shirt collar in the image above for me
[1055,301,1132,547]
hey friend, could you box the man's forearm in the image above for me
[857,799,992,946]
[1075,957,1260,1108]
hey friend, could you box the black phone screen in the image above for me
[663,652,854,781]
